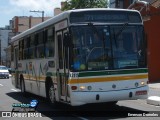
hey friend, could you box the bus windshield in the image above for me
[70,25,146,71]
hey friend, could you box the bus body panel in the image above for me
[68,69,148,105]
[12,57,57,97]
[70,85,148,106]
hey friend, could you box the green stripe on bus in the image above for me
[46,72,56,76]
[78,68,148,77]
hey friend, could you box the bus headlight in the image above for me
[141,81,145,86]
[80,86,85,90]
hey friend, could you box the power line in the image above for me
[30,10,44,22]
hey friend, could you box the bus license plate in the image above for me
[135,90,147,96]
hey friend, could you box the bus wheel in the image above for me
[47,83,56,104]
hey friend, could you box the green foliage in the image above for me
[62,0,108,11]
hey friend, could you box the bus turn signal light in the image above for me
[71,86,77,90]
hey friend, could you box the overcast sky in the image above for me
[0,0,65,27]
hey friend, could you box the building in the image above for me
[109,0,136,8]
[3,2,68,67]
[128,0,160,83]
[53,2,65,16]
[0,27,12,65]
[54,8,62,16]
[11,16,51,34]
[3,16,51,67]
[110,0,160,83]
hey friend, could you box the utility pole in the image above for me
[108,0,110,8]
[30,10,44,22]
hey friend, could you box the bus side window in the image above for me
[36,31,45,58]
[37,45,45,58]
[23,37,28,59]
[28,36,32,59]
[28,34,36,59]
[19,39,24,60]
[45,27,55,57]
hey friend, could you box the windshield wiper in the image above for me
[116,22,128,39]
[88,22,107,61]
[113,22,128,48]
[88,22,105,43]
[88,22,101,38]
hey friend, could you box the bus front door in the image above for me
[57,30,70,103]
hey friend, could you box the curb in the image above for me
[147,96,160,106]
[149,83,160,89]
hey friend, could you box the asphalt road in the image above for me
[0,78,160,120]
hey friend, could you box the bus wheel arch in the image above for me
[45,77,56,104]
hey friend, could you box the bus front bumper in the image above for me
[70,86,149,106]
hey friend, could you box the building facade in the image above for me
[0,27,12,65]
[111,0,160,83]
[128,0,160,83]
[3,16,51,67]
[12,16,51,34]
[109,0,136,8]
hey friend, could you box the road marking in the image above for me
[0,84,4,86]
[11,89,18,92]
[72,114,88,120]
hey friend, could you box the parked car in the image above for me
[0,66,9,79]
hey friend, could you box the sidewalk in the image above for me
[149,83,160,89]
[147,83,160,106]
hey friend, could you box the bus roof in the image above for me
[11,8,140,43]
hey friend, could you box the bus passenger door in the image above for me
[14,47,19,88]
[56,30,70,102]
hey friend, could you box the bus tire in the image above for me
[46,82,56,105]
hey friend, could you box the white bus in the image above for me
[11,8,149,106]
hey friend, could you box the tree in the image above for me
[62,0,108,11]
